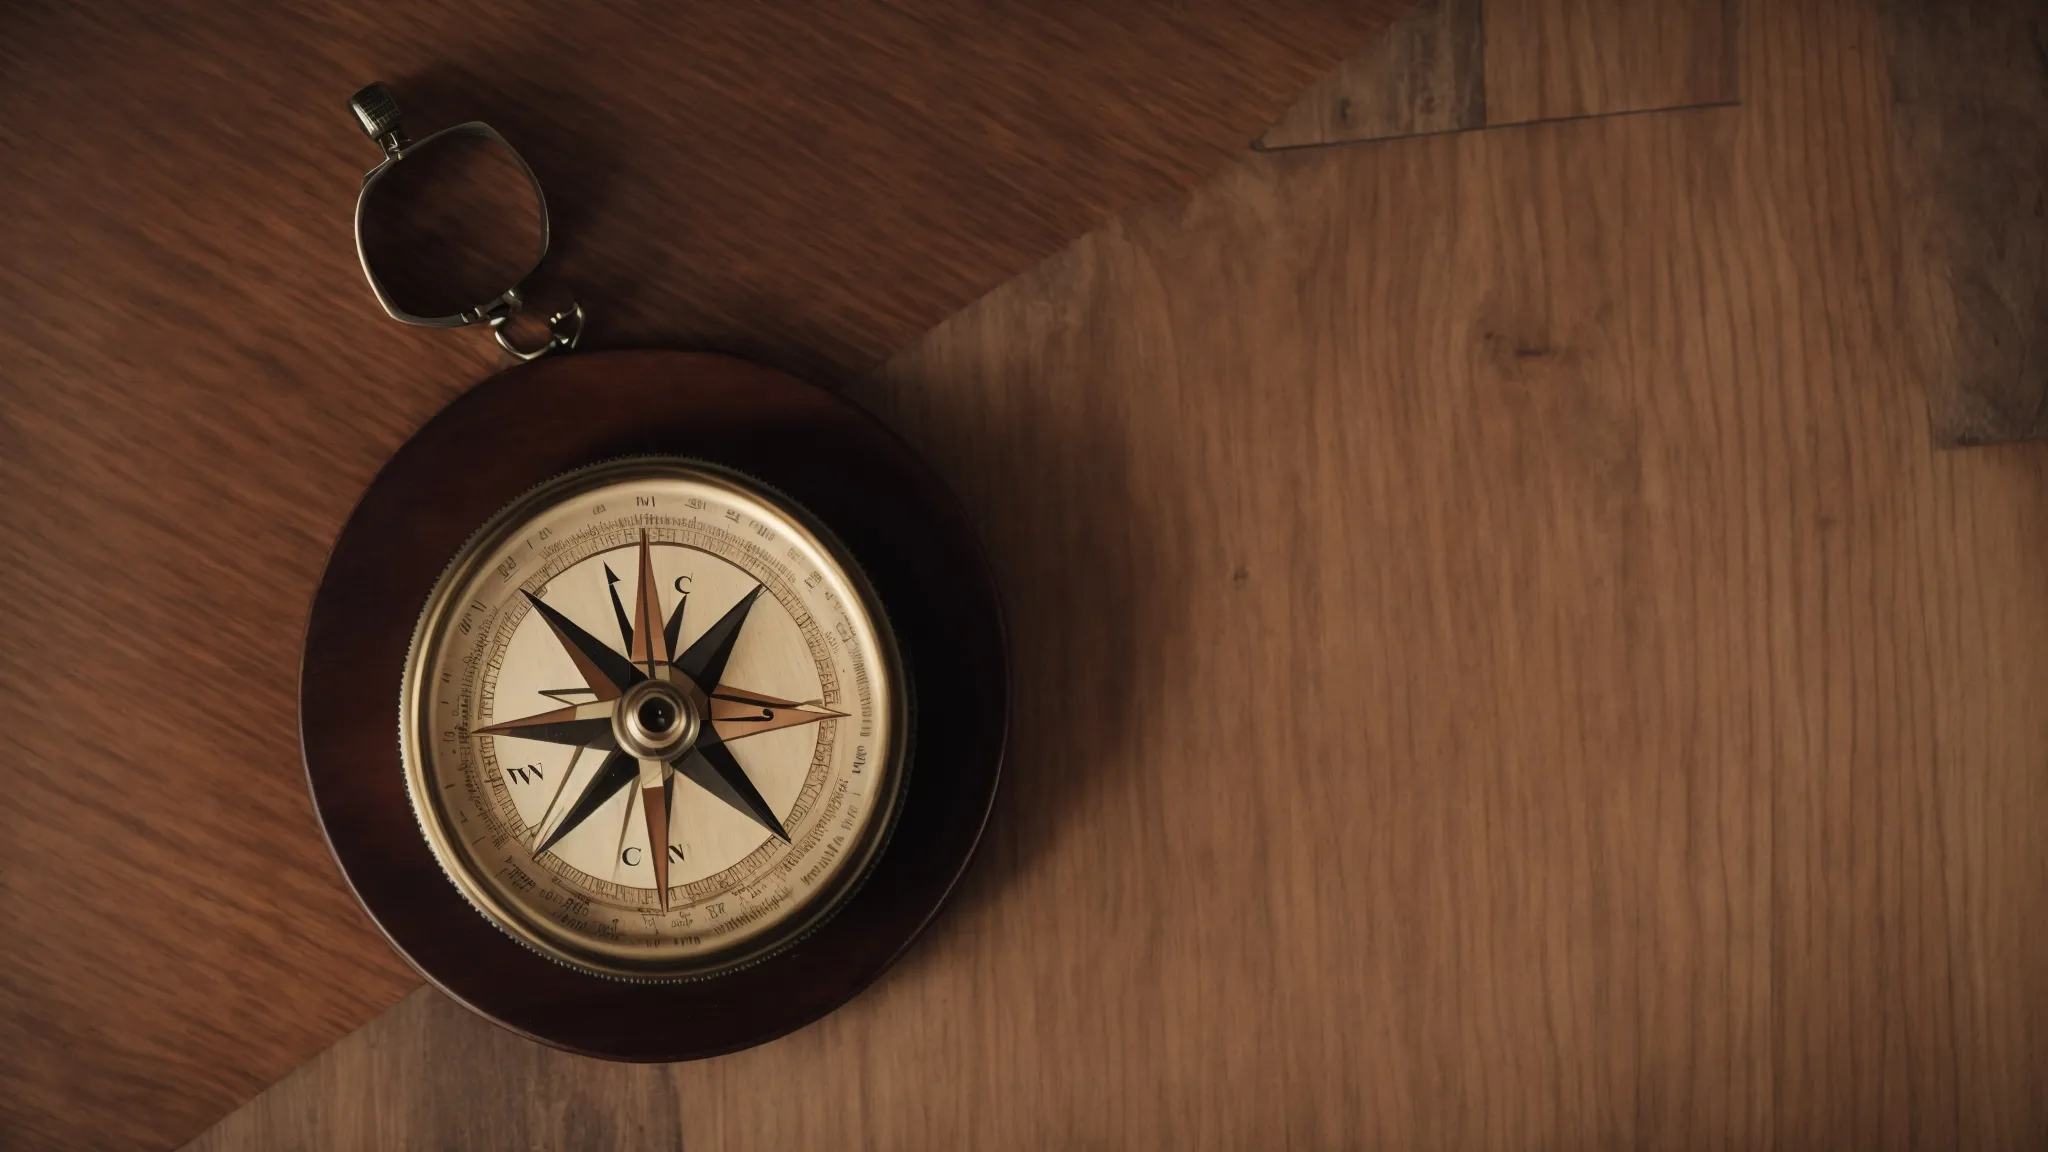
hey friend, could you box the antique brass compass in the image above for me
[301,85,1005,1058]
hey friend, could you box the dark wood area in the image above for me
[1259,0,1739,149]
[0,3,1409,1149]
[194,1,2048,1147]
[1886,0,2048,446]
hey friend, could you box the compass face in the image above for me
[399,457,904,978]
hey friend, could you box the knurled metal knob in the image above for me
[349,83,410,156]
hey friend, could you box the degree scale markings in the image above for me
[479,524,833,898]
[425,471,890,966]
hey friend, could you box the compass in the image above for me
[301,87,1005,1058]
[404,458,904,979]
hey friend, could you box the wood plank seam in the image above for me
[1256,0,1745,152]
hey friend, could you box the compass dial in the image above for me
[399,458,904,978]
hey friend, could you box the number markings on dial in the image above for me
[411,468,896,971]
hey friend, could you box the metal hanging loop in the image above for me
[345,82,582,358]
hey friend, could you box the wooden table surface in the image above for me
[0,4,1406,1148]
[14,0,2048,1148]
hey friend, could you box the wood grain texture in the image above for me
[1486,0,1741,123]
[1258,0,1486,147]
[1260,0,1741,149]
[1886,0,2048,446]
[188,988,691,1151]
[189,0,2048,1148]
[0,3,1410,1149]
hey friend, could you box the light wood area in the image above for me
[1886,0,2048,446]
[1260,0,1739,149]
[1259,0,1487,145]
[185,989,687,1150]
[190,0,2048,1148]
[0,3,1408,1149]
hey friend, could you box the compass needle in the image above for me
[521,589,645,700]
[708,687,847,743]
[603,564,634,653]
[663,589,688,657]
[535,748,636,855]
[531,743,588,840]
[608,781,638,883]
[638,757,672,910]
[676,585,764,694]
[678,738,790,842]
[475,698,617,749]
[628,531,672,675]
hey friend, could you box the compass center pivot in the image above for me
[616,678,699,759]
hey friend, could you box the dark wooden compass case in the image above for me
[300,350,1007,1060]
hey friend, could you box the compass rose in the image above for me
[474,530,844,908]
